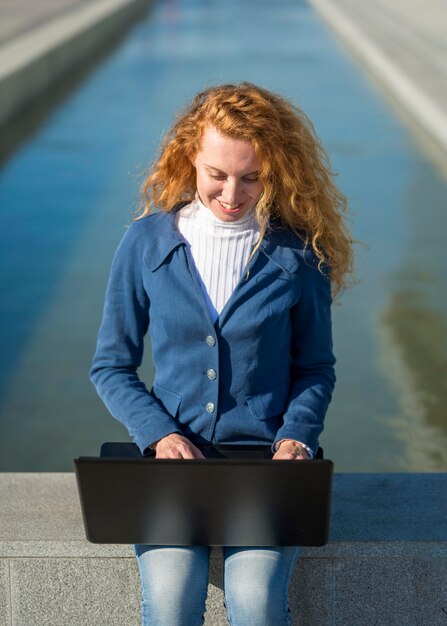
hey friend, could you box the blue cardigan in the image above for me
[90,210,336,455]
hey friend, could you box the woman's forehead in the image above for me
[196,126,261,171]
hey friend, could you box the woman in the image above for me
[90,82,353,625]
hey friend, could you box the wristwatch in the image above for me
[276,439,312,457]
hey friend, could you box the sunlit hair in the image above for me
[138,82,354,296]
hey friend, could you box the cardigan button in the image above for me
[206,402,215,413]
[206,335,216,347]
[207,368,217,380]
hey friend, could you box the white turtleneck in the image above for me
[175,196,260,323]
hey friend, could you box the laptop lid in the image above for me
[74,444,333,547]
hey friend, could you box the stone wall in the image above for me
[1,473,445,625]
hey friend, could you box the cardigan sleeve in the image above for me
[273,253,336,454]
[89,222,183,454]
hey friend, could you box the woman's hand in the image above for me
[272,439,310,461]
[152,433,206,459]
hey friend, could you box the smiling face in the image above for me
[192,126,264,222]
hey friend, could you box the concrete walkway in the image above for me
[309,0,447,175]
[0,0,91,46]
[0,0,151,127]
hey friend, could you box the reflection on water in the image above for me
[379,288,447,470]
[376,158,447,471]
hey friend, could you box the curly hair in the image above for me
[138,82,354,296]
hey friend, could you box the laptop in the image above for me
[74,443,333,547]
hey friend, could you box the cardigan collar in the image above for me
[259,233,301,274]
[144,210,185,272]
[145,209,301,275]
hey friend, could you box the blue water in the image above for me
[1,0,446,471]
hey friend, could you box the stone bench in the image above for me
[0,473,445,625]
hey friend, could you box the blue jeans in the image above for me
[134,544,301,626]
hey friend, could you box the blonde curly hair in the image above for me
[138,82,354,296]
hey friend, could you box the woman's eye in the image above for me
[209,174,259,182]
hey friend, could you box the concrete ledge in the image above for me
[0,472,446,625]
[0,473,447,626]
[0,0,151,128]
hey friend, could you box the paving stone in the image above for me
[10,557,140,626]
[206,547,229,625]
[0,560,11,626]
[291,557,333,626]
[205,584,228,626]
[413,554,447,626]
[333,557,417,626]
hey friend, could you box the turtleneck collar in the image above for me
[193,194,258,229]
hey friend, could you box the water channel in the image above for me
[1,0,446,471]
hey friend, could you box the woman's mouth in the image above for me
[217,200,244,212]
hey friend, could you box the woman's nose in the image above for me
[222,178,240,202]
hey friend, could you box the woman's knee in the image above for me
[134,545,210,626]
[223,547,301,626]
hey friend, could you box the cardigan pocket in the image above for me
[245,381,289,421]
[152,383,182,418]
